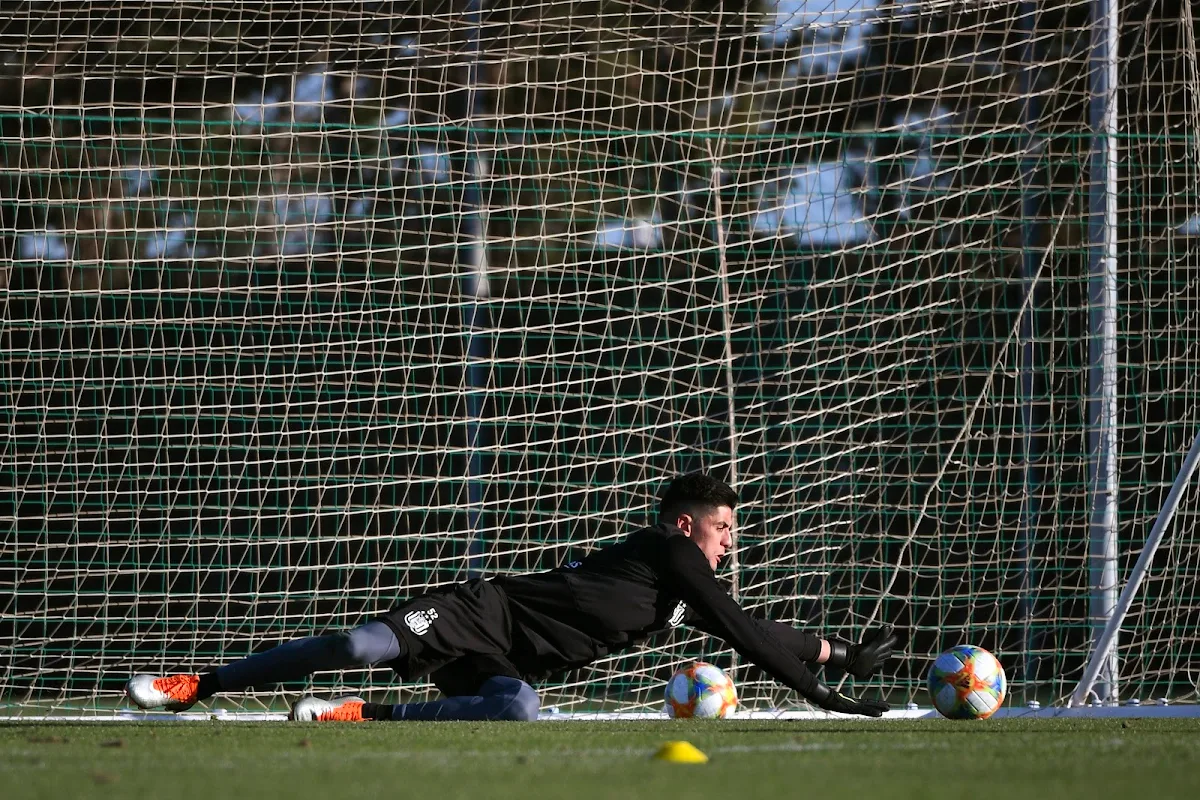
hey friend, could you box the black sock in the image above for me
[361,703,393,721]
[196,671,222,702]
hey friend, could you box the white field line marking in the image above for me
[0,739,947,770]
[2,738,1138,773]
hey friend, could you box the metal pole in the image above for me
[707,146,740,603]
[1071,430,1200,705]
[1085,0,1120,703]
[462,0,491,578]
[1018,0,1043,696]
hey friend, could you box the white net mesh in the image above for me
[2,0,1199,713]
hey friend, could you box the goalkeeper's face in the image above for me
[681,505,735,572]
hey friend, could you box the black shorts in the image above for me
[429,653,525,696]
[376,579,519,685]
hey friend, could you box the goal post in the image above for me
[1071,429,1200,706]
[3,1,1200,716]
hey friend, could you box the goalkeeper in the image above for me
[126,472,900,721]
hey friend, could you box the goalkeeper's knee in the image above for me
[336,622,403,666]
[480,676,540,721]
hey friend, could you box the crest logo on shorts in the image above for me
[404,608,440,636]
[668,601,687,628]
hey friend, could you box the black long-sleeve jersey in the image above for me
[490,522,829,701]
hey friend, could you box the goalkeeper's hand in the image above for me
[817,690,890,718]
[846,624,901,680]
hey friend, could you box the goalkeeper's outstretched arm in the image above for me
[660,535,890,717]
[752,619,901,679]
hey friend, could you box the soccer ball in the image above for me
[927,645,1007,719]
[664,662,738,719]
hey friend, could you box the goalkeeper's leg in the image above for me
[127,579,512,711]
[125,621,402,711]
[291,676,540,722]
[382,675,539,721]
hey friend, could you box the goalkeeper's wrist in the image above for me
[823,639,855,671]
[807,681,834,706]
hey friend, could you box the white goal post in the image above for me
[1071,430,1200,706]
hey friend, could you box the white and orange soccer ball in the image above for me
[927,645,1007,719]
[664,661,738,719]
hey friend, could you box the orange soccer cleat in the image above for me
[289,695,367,722]
[125,673,201,712]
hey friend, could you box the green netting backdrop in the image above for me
[2,0,1199,712]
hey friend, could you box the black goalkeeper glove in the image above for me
[827,624,901,680]
[816,690,890,718]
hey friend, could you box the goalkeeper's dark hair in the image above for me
[657,472,738,523]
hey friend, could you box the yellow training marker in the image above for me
[653,740,709,764]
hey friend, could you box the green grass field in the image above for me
[2,719,1198,799]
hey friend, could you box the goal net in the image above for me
[3,0,1199,715]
